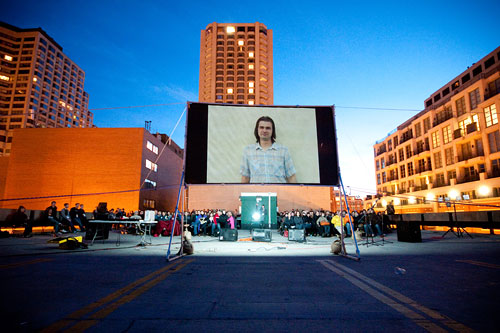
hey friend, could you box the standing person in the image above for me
[218,210,228,229]
[227,211,235,229]
[70,203,85,232]
[60,203,75,233]
[240,116,297,183]
[212,211,221,236]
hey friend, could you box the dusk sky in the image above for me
[3,0,499,196]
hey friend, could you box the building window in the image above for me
[407,162,414,176]
[469,88,480,110]
[381,157,385,169]
[145,159,158,172]
[434,152,443,169]
[423,117,431,133]
[405,145,412,159]
[484,104,498,128]
[436,173,445,186]
[447,169,457,180]
[376,160,380,171]
[431,131,440,148]
[144,179,157,189]
[488,130,500,154]
[456,97,466,116]
[146,141,158,154]
[445,147,454,165]
[382,172,386,183]
[400,165,406,178]
[414,123,422,137]
[248,100,254,105]
[377,173,381,185]
[226,26,235,33]
[442,125,452,144]
[143,199,155,209]
[398,148,404,162]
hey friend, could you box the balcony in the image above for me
[484,87,500,101]
[432,180,450,189]
[432,111,453,128]
[414,145,430,155]
[400,134,413,144]
[387,175,399,182]
[488,168,500,179]
[415,165,432,174]
[456,173,480,184]
[414,184,428,191]
[376,147,387,157]
[457,151,484,162]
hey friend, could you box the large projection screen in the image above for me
[185,103,339,186]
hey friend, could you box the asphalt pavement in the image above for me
[0,229,499,332]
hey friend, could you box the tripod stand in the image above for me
[361,212,380,247]
[442,201,472,239]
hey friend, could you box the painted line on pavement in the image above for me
[456,259,500,269]
[318,259,474,332]
[323,260,475,332]
[0,258,53,269]
[41,259,191,332]
[66,259,194,332]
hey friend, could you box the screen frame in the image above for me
[184,102,339,186]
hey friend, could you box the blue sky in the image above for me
[3,0,499,196]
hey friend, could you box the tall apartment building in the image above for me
[0,22,93,155]
[199,22,273,105]
[372,46,500,213]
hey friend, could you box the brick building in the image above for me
[0,128,183,212]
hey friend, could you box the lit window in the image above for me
[248,88,254,93]
[227,88,233,94]
[4,55,12,61]
[147,140,159,154]
[248,82,254,88]
[0,75,9,81]
[484,104,498,127]
[238,40,244,46]
[248,64,254,70]
[248,100,254,105]
[145,159,158,172]
[249,52,254,58]
[431,131,440,148]
[33,77,37,82]
[226,26,235,33]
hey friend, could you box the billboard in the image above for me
[185,103,339,186]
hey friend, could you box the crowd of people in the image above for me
[277,208,391,238]
[7,201,392,240]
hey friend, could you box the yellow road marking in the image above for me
[323,260,475,333]
[0,258,53,269]
[66,259,193,332]
[456,260,500,269]
[41,259,191,332]
[318,260,446,333]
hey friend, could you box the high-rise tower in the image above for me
[199,22,273,105]
[0,22,93,155]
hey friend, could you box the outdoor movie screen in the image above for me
[185,102,339,186]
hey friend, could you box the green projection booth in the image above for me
[239,192,277,229]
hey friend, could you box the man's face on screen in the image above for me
[258,121,273,142]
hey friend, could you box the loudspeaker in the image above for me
[85,223,110,240]
[219,228,238,241]
[252,229,272,242]
[288,229,306,242]
[396,220,422,243]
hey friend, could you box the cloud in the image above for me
[153,85,197,103]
